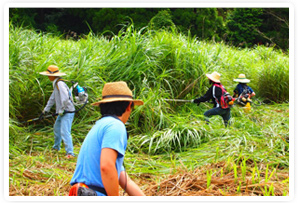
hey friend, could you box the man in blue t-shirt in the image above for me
[233,74,256,98]
[69,81,145,196]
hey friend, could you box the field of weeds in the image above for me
[8,24,290,197]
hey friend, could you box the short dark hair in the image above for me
[100,101,133,116]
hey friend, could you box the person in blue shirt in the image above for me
[69,81,145,196]
[233,74,256,98]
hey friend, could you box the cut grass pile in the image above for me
[9,147,289,196]
[144,162,288,196]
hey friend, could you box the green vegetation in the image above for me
[9,24,289,196]
[226,8,264,47]
[9,8,289,50]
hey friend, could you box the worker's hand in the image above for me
[39,112,44,120]
[193,99,201,106]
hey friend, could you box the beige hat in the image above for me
[206,71,221,83]
[234,74,250,83]
[39,65,66,76]
[91,81,144,106]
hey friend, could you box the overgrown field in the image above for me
[9,24,289,197]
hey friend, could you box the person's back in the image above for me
[70,116,127,195]
[69,81,145,196]
[193,71,231,127]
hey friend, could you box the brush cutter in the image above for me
[234,89,262,107]
[233,91,262,113]
[20,104,90,124]
[20,113,58,124]
[21,81,89,124]
[164,99,194,103]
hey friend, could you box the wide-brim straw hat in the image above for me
[91,81,144,106]
[206,71,221,83]
[39,65,66,76]
[234,74,250,83]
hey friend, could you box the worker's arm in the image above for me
[119,171,145,196]
[100,148,119,196]
[194,86,213,103]
[250,92,256,98]
[233,90,238,98]
[44,92,55,112]
[247,86,255,98]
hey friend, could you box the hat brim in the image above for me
[206,74,220,83]
[234,79,250,83]
[39,71,66,76]
[91,98,144,106]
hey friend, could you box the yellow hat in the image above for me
[39,65,66,76]
[206,71,221,83]
[234,74,250,83]
[91,81,144,106]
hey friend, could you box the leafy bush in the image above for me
[149,9,175,30]
[226,8,263,47]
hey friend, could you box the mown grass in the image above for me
[9,151,289,196]
[9,103,289,196]
[8,24,289,196]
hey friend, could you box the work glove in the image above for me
[58,111,64,116]
[39,110,48,120]
[193,99,201,106]
[39,112,44,120]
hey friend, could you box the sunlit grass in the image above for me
[9,24,289,196]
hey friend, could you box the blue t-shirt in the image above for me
[70,116,127,196]
[234,83,254,96]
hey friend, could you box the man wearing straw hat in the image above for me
[69,81,145,196]
[39,65,76,158]
[233,73,256,98]
[193,71,231,127]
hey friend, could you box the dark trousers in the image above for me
[204,107,231,127]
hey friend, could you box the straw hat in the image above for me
[233,74,250,83]
[91,81,144,106]
[206,71,221,83]
[39,65,66,76]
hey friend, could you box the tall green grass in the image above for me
[9,24,289,196]
[9,23,289,158]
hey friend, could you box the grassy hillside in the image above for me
[9,24,289,196]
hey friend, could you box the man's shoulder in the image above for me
[54,79,67,90]
[98,116,125,128]
[213,83,225,90]
[235,83,243,89]
[56,79,67,86]
[247,85,254,91]
[87,117,125,139]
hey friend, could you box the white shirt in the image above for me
[44,77,75,114]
